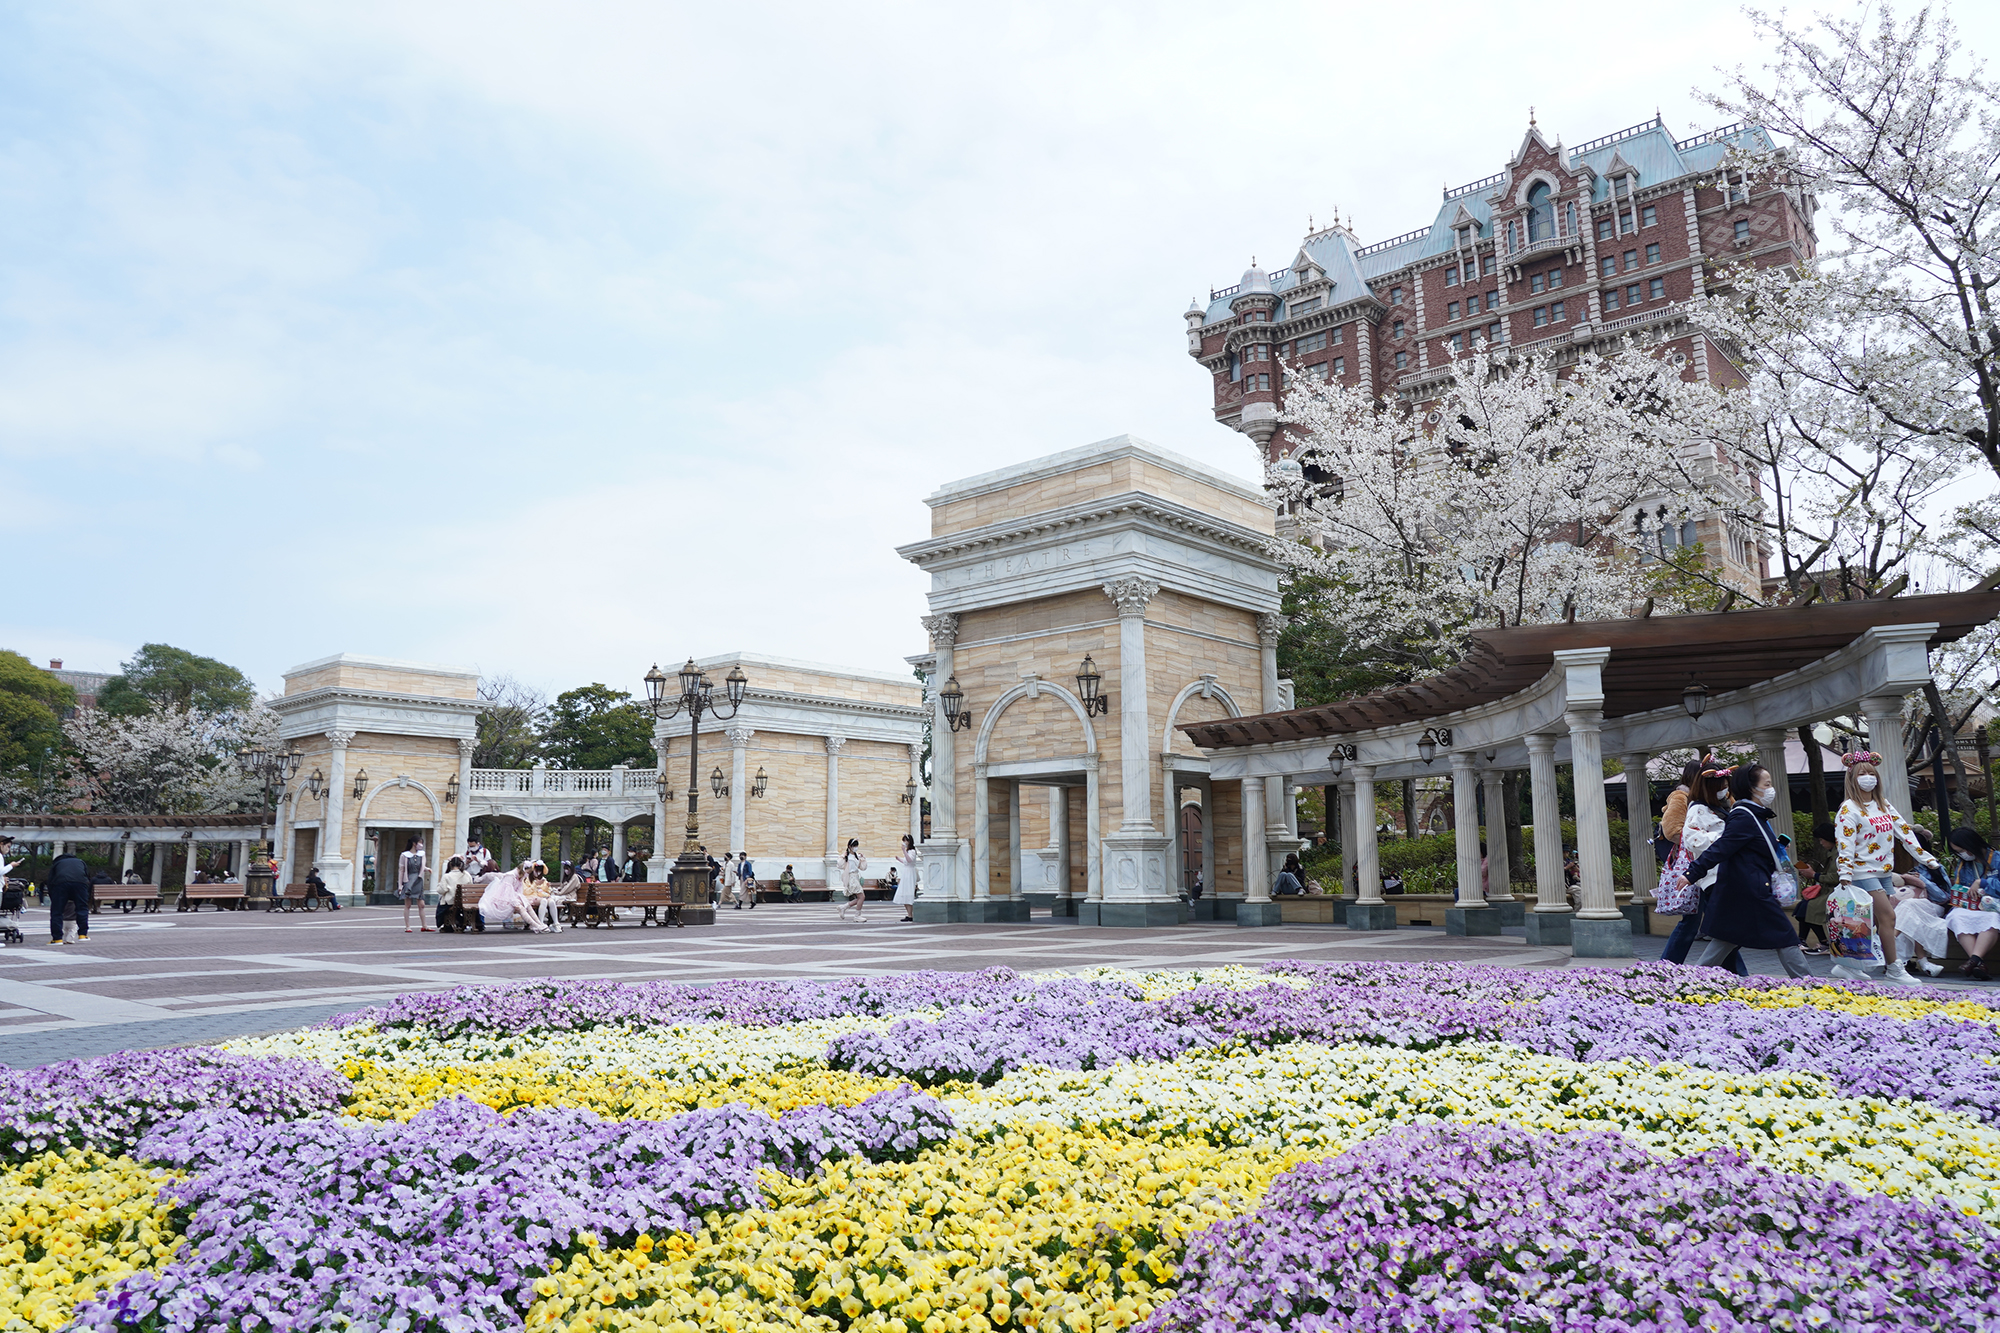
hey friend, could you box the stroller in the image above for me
[1,877,26,946]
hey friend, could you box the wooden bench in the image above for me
[584,882,684,928]
[178,885,248,912]
[439,878,485,933]
[93,884,162,914]
[268,883,324,913]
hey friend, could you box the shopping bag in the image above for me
[1768,868,1801,909]
[1654,841,1700,915]
[1827,881,1883,963]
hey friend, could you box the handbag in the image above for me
[1749,812,1800,909]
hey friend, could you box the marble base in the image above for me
[1489,898,1526,926]
[1089,900,1188,928]
[1188,897,1239,922]
[912,899,971,924]
[970,898,1031,923]
[1048,896,1080,918]
[1521,910,1573,946]
[1346,900,1399,931]
[1235,900,1284,928]
[1620,902,1653,936]
[1571,916,1636,958]
[1445,906,1503,936]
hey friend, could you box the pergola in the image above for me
[1183,590,2000,954]
[0,813,277,883]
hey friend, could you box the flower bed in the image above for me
[5,961,1999,1332]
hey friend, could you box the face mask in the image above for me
[1857,775,1878,793]
[1756,785,1777,806]
[1962,850,1978,860]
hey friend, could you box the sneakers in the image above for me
[1801,945,1828,956]
[46,939,64,946]
[74,934,87,942]
[1914,958,1945,977]
[1828,962,1871,982]
[1883,962,1925,987]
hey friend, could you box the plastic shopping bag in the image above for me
[1768,868,1801,910]
[1827,881,1883,964]
[1654,842,1700,915]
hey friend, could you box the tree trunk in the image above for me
[1402,780,1417,838]
[1923,682,1976,816]
[1798,724,1829,832]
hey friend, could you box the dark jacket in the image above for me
[45,854,91,892]
[1686,801,1794,950]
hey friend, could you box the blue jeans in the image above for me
[1660,904,1748,975]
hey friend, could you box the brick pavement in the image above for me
[0,901,1977,1068]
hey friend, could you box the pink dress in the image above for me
[478,871,530,929]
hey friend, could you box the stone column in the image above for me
[150,843,164,886]
[1008,782,1024,906]
[1336,778,1354,897]
[529,822,544,868]
[1446,752,1496,935]
[727,726,753,855]
[649,738,670,882]
[1568,708,1632,957]
[318,730,356,902]
[824,735,845,887]
[1256,613,1303,886]
[121,840,135,878]
[915,615,966,918]
[611,821,626,868]
[232,841,247,877]
[1522,733,1572,945]
[1622,751,1658,932]
[909,744,925,849]
[1098,579,1176,927]
[454,738,475,862]
[1750,729,1795,833]
[1239,777,1271,917]
[1196,775,1216,903]
[1480,768,1513,904]
[184,839,199,891]
[972,765,991,902]
[1347,765,1394,929]
[1862,695,1915,816]
[1051,785,1072,914]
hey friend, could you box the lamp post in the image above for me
[236,743,300,907]
[644,658,748,925]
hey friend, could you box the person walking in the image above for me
[718,853,743,910]
[1665,764,1813,978]
[1831,751,1939,986]
[597,848,621,884]
[891,834,920,922]
[43,848,91,945]
[1792,822,1836,954]
[738,853,759,909]
[398,836,431,934]
[837,838,868,922]
[1658,762,1747,976]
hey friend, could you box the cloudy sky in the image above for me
[5,2,1990,699]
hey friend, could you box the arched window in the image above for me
[1527,183,1552,242]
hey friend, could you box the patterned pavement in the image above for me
[0,902,1572,1066]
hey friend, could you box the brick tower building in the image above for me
[1187,115,1816,589]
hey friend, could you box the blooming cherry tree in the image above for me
[1272,343,1723,673]
[61,701,280,815]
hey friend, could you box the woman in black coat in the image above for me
[1664,763,1811,978]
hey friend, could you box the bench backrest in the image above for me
[96,884,160,894]
[594,884,674,903]
[187,884,245,895]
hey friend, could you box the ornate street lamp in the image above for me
[900,778,918,806]
[352,768,369,802]
[444,774,460,805]
[939,675,972,732]
[711,765,727,798]
[655,770,672,803]
[1076,655,1108,717]
[306,768,324,801]
[642,657,748,925]
[1417,727,1452,766]
[752,767,768,799]
[1682,676,1710,721]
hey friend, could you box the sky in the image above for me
[6,1,1995,700]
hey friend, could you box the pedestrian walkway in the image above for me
[1,905,1980,1067]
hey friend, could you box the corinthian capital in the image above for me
[726,725,755,747]
[1101,577,1161,617]
[1255,612,1288,648]
[325,730,355,750]
[922,613,961,649]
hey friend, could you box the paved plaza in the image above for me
[5,901,1980,1068]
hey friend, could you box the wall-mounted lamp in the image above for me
[444,774,460,804]
[939,676,973,732]
[710,765,728,798]
[1682,676,1710,721]
[1417,728,1452,766]
[1326,743,1358,779]
[1076,655,1109,717]
[752,767,768,799]
[352,768,368,801]
[900,779,919,806]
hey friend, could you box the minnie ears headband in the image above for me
[1840,751,1883,768]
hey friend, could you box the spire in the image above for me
[1529,105,1537,126]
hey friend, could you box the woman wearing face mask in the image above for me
[1944,828,2000,980]
[1657,763,1746,975]
[1663,764,1813,977]
[1831,751,1941,986]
